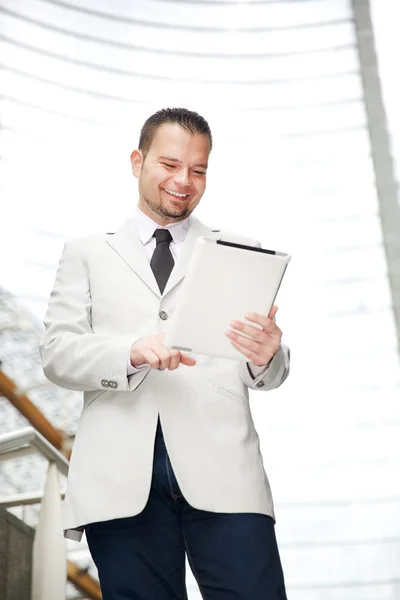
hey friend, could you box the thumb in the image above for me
[180,353,197,366]
[269,304,278,319]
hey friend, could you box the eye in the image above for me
[193,170,206,175]
[162,162,175,168]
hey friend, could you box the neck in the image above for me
[137,203,187,227]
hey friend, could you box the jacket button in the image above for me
[101,379,109,387]
[159,311,168,321]
[256,381,265,388]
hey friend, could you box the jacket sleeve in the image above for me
[239,344,290,392]
[40,240,150,393]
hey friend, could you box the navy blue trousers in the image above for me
[86,420,287,599]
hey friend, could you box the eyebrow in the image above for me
[158,156,208,169]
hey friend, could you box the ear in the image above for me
[130,149,143,178]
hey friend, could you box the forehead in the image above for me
[148,123,210,160]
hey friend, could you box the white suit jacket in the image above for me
[40,216,290,540]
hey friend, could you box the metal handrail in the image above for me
[0,371,102,598]
[0,490,66,508]
[0,427,69,476]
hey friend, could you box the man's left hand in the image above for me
[225,305,282,367]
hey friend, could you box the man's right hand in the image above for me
[130,334,196,370]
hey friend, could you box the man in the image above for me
[40,108,290,600]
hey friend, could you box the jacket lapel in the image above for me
[106,218,160,296]
[106,215,218,298]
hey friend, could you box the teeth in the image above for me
[164,189,188,198]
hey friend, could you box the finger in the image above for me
[225,330,260,355]
[139,349,162,369]
[244,312,270,329]
[244,313,279,335]
[168,350,182,370]
[180,353,197,366]
[229,338,263,365]
[154,345,174,370]
[228,320,266,342]
[269,304,279,319]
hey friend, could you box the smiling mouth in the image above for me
[163,188,189,200]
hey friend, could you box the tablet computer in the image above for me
[164,236,291,361]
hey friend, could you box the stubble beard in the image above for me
[143,192,189,222]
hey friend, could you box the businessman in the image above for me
[40,108,290,599]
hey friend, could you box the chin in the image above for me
[166,210,188,220]
[162,204,188,219]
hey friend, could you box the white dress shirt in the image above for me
[127,207,268,376]
[134,205,191,263]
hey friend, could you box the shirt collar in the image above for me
[134,206,191,245]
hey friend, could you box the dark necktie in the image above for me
[150,229,174,294]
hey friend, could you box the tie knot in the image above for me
[154,229,173,245]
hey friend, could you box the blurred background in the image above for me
[0,0,400,598]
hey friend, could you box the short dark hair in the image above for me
[138,107,213,157]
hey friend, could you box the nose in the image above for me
[173,167,191,187]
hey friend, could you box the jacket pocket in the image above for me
[83,389,109,411]
[208,381,248,402]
